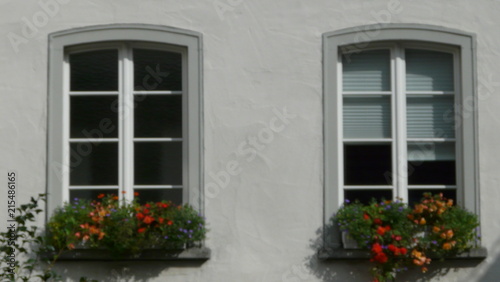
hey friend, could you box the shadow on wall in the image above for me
[52,261,204,281]
[304,223,483,282]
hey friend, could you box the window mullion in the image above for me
[121,44,135,202]
[394,45,408,201]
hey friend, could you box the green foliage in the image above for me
[0,194,62,282]
[333,194,480,282]
[45,194,207,257]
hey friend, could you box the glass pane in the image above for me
[70,142,118,185]
[342,49,390,92]
[134,142,182,185]
[134,189,182,205]
[408,160,456,185]
[70,50,118,91]
[407,142,455,161]
[70,189,118,203]
[134,95,182,138]
[343,96,391,138]
[406,49,454,91]
[408,189,456,206]
[344,190,392,205]
[134,49,182,91]
[70,96,118,138]
[344,144,392,185]
[407,95,455,139]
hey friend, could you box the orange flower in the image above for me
[83,234,90,241]
[419,218,426,225]
[167,220,173,226]
[122,190,126,194]
[75,232,81,238]
[443,242,452,250]
[421,267,428,273]
[134,192,139,197]
[446,229,454,239]
[432,226,441,233]
[113,196,119,200]
[143,216,155,224]
[138,227,146,233]
[68,243,75,250]
[363,213,370,220]
[98,231,105,240]
[136,212,145,220]
[97,193,105,199]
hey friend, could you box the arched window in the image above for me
[47,25,203,215]
[323,24,477,248]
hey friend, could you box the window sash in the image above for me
[64,42,187,203]
[340,44,459,203]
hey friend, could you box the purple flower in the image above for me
[187,220,191,224]
[398,207,404,212]
[385,205,391,210]
[432,240,438,245]
[164,236,169,239]
[345,199,350,204]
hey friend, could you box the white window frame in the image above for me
[323,24,478,248]
[47,24,203,217]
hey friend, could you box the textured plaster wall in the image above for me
[1,0,500,281]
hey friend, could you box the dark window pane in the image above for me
[134,95,182,138]
[70,50,118,91]
[70,189,118,203]
[344,190,393,205]
[134,189,182,205]
[134,49,182,91]
[408,160,456,185]
[134,142,182,185]
[70,96,118,138]
[344,144,392,185]
[70,142,118,185]
[408,189,456,206]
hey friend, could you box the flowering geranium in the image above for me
[46,193,207,256]
[334,193,479,282]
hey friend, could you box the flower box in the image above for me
[341,231,360,249]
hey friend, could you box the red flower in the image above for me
[134,192,139,197]
[167,220,173,226]
[158,217,164,224]
[138,227,146,233]
[145,203,151,208]
[394,235,402,241]
[143,208,150,214]
[373,218,382,225]
[162,203,169,208]
[376,226,386,236]
[143,216,154,224]
[400,247,407,255]
[97,193,105,199]
[388,244,397,253]
[136,212,145,220]
[363,213,370,220]
[374,252,388,263]
[371,243,383,253]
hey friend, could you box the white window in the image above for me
[48,25,203,214]
[340,44,458,204]
[323,24,478,247]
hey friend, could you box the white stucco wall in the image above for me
[1,0,500,281]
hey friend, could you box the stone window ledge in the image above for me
[44,247,211,261]
[318,247,487,261]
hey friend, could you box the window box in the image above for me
[44,246,211,261]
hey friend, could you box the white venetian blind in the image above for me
[405,49,454,92]
[342,50,391,92]
[407,142,455,161]
[406,96,455,139]
[343,96,391,138]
